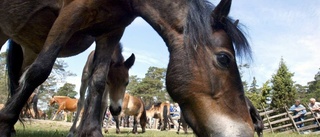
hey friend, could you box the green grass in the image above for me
[14,119,195,137]
[13,119,320,137]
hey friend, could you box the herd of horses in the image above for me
[0,0,265,136]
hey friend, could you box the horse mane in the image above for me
[185,0,252,59]
[112,43,125,66]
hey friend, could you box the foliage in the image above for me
[55,83,77,98]
[128,67,167,107]
[260,80,272,107]
[0,52,8,103]
[248,77,259,93]
[270,58,296,108]
[246,80,272,110]
[306,68,320,101]
[239,64,250,92]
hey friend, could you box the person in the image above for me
[289,100,306,128]
[170,103,174,117]
[308,98,320,124]
[173,103,181,118]
[170,103,181,129]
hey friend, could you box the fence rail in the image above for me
[259,105,320,134]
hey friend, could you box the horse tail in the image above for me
[6,39,23,96]
[163,105,168,130]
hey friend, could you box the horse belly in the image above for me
[0,2,58,53]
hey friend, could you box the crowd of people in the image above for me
[289,98,320,128]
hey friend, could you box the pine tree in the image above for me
[307,68,320,101]
[249,77,259,93]
[260,80,272,107]
[270,58,296,108]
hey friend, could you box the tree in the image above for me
[260,80,272,108]
[239,64,250,92]
[126,75,141,93]
[248,77,259,93]
[37,59,76,109]
[55,83,77,98]
[307,68,320,101]
[270,58,296,108]
[129,67,167,107]
[0,52,7,103]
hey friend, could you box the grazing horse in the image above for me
[107,93,147,134]
[0,0,254,136]
[49,96,78,121]
[69,43,135,136]
[146,102,170,130]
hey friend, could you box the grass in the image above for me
[14,119,195,137]
[13,119,320,137]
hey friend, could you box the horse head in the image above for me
[49,97,56,106]
[108,53,135,116]
[165,0,254,136]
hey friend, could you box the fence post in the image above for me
[304,103,320,127]
[262,105,274,133]
[285,106,300,134]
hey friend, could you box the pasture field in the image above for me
[14,119,319,137]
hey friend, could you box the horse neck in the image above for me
[53,97,68,105]
[132,0,188,50]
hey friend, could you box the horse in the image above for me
[107,93,147,134]
[69,43,135,136]
[146,101,170,131]
[0,0,254,136]
[49,96,78,121]
[177,113,189,134]
[245,97,264,137]
[21,92,39,119]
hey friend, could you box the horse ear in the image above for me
[212,0,232,26]
[124,53,135,69]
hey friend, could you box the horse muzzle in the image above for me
[109,106,121,116]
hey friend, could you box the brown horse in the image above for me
[146,102,170,131]
[107,93,147,134]
[49,96,78,121]
[0,0,255,136]
[177,113,189,134]
[21,92,39,119]
[69,43,135,136]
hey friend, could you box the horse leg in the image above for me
[114,115,121,134]
[52,107,63,121]
[101,86,109,133]
[64,111,68,122]
[132,116,138,134]
[67,55,91,137]
[0,1,85,134]
[77,31,124,136]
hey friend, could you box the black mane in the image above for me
[185,0,252,59]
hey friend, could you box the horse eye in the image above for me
[125,81,129,86]
[216,53,231,68]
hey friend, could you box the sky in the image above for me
[1,0,319,94]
